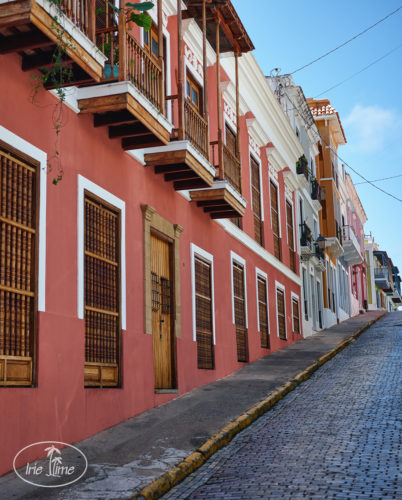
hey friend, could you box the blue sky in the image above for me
[233,0,402,271]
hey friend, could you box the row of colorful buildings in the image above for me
[0,0,400,474]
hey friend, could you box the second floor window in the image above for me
[270,181,281,260]
[144,24,160,62]
[251,156,263,246]
[186,71,202,113]
[286,201,295,272]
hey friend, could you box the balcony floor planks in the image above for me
[0,0,103,82]
[78,92,171,147]
[145,148,214,187]
[190,186,246,218]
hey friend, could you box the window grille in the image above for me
[257,276,269,348]
[84,194,120,387]
[195,257,214,369]
[0,146,37,386]
[233,262,248,362]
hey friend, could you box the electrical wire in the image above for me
[282,89,402,203]
[290,5,402,75]
[314,42,402,98]
[354,174,402,185]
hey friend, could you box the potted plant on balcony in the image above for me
[296,155,310,179]
[100,1,154,79]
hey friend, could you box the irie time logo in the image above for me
[13,441,88,488]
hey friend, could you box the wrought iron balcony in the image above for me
[311,179,321,201]
[300,222,313,251]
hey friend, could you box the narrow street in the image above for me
[164,313,401,500]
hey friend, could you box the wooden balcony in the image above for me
[143,98,215,190]
[77,16,172,150]
[189,142,246,219]
[0,0,106,84]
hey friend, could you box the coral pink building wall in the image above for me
[0,32,301,475]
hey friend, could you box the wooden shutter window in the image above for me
[0,146,37,386]
[195,257,214,369]
[286,201,296,272]
[251,157,263,246]
[84,194,120,387]
[270,181,281,260]
[257,276,269,349]
[233,262,248,362]
[292,298,300,334]
[276,288,286,340]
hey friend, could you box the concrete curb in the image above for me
[133,312,386,500]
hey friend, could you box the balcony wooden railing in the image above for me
[184,99,209,158]
[123,32,163,112]
[96,25,119,76]
[210,142,241,193]
[59,0,95,40]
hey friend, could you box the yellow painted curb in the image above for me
[133,312,386,500]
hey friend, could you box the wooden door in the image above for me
[151,233,175,389]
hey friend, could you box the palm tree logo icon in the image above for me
[44,444,62,477]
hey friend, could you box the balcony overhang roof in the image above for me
[184,0,254,53]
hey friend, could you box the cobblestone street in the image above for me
[164,313,401,500]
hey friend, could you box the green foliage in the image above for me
[126,2,154,12]
[129,11,152,30]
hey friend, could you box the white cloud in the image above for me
[343,104,402,153]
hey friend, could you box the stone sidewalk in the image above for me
[0,310,385,500]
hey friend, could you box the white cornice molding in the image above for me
[222,53,304,172]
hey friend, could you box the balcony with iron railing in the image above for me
[342,224,363,266]
[300,222,313,251]
[0,0,106,83]
[296,155,310,188]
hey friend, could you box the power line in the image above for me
[282,89,402,203]
[290,5,402,75]
[314,43,402,98]
[354,174,402,185]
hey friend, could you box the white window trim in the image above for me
[230,251,248,327]
[275,280,286,339]
[0,126,47,312]
[255,267,268,332]
[269,175,281,236]
[190,243,216,344]
[77,175,126,329]
[290,291,300,332]
[249,153,264,222]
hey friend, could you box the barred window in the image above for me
[257,276,269,348]
[276,287,286,340]
[0,145,37,386]
[232,261,248,362]
[84,193,120,387]
[194,256,214,369]
[270,181,281,260]
[292,297,300,334]
[286,201,296,272]
[251,156,263,245]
